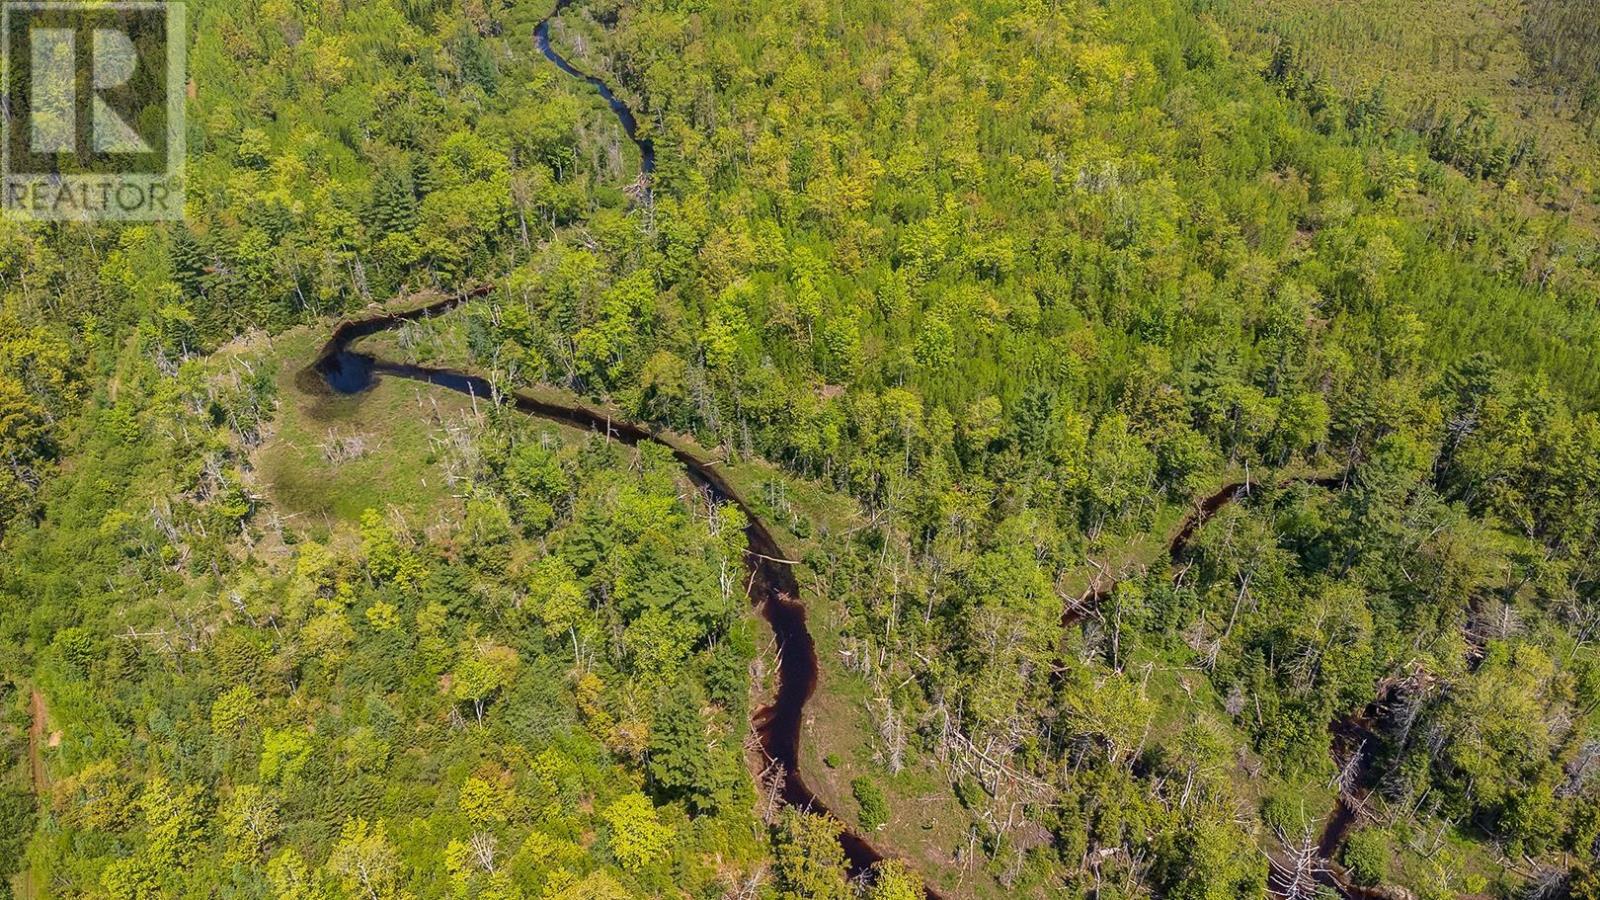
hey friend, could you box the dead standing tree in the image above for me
[1269,827,1325,900]
[932,705,1057,804]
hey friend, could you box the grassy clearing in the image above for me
[796,591,1009,898]
[248,325,477,535]
[711,457,1015,897]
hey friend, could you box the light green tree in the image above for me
[452,640,520,724]
[867,861,924,900]
[221,784,281,863]
[601,792,674,873]
[327,819,402,900]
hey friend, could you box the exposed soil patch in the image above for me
[27,689,44,798]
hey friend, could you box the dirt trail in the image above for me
[27,689,45,797]
[15,689,46,900]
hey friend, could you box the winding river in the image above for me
[300,5,913,890]
[310,306,1384,899]
[303,295,900,885]
[535,0,655,175]
[303,5,1396,897]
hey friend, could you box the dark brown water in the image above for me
[318,11,1362,892]
[304,294,930,894]
[1060,473,1392,899]
[1065,475,1344,625]
[1061,485,1246,625]
[300,11,920,890]
[1319,719,1375,860]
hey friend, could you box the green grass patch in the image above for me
[249,326,475,530]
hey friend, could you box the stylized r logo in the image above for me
[29,26,151,154]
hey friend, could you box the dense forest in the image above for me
[2,0,1600,897]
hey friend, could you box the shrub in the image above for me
[1342,827,1388,887]
[852,777,888,830]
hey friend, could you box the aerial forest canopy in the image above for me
[1,0,1600,897]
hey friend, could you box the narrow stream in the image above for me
[299,6,921,890]
[535,0,655,174]
[1063,474,1395,900]
[312,299,1377,898]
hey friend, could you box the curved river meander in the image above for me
[304,294,894,882]
[309,309,1377,898]
[302,7,1390,897]
[535,0,655,175]
[1071,476,1384,900]
[304,3,897,886]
